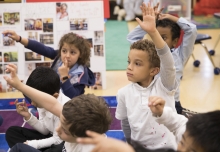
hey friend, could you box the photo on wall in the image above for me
[39,34,54,45]
[44,57,53,62]
[36,62,51,68]
[94,45,104,56]
[43,18,53,32]
[70,18,88,30]
[0,81,6,93]
[24,18,42,31]
[94,31,103,44]
[3,63,17,74]
[26,63,34,76]
[3,52,18,62]
[0,0,21,3]
[2,34,15,46]
[0,14,2,26]
[3,12,20,25]
[28,32,38,41]
[0,52,2,62]
[25,52,41,61]
[91,72,102,90]
[86,38,93,48]
[56,2,69,21]
[0,64,3,74]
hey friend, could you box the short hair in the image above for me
[62,94,112,137]
[130,39,160,68]
[156,19,181,40]
[58,32,90,66]
[26,66,60,96]
[186,110,220,151]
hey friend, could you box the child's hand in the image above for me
[58,58,70,82]
[2,30,20,42]
[158,14,179,23]
[153,2,164,21]
[77,131,135,152]
[136,2,157,34]
[3,64,22,89]
[148,96,165,117]
[15,99,31,120]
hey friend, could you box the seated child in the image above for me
[2,30,95,99]
[6,66,70,151]
[127,3,197,116]
[4,64,112,152]
[116,2,177,149]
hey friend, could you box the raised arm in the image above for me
[4,64,62,117]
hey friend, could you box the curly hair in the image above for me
[62,94,112,137]
[130,39,160,68]
[58,32,90,66]
[156,19,181,40]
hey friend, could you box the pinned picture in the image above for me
[94,31,103,43]
[3,63,17,74]
[0,14,2,26]
[86,38,93,48]
[3,52,18,62]
[24,18,42,31]
[25,52,41,61]
[44,57,53,62]
[0,64,3,74]
[28,32,38,41]
[36,62,51,68]
[0,0,21,3]
[91,72,102,90]
[56,2,69,21]
[0,52,2,62]
[43,18,53,32]
[40,34,54,45]
[70,18,88,30]
[3,12,20,25]
[94,45,104,56]
[2,34,15,46]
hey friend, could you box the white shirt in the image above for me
[56,12,69,21]
[24,91,70,149]
[63,142,94,152]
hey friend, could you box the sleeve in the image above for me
[61,80,85,99]
[177,17,197,65]
[121,118,131,143]
[156,44,177,91]
[127,25,147,44]
[115,90,127,120]
[25,39,57,59]
[154,107,188,143]
[24,110,50,135]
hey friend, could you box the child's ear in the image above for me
[53,92,59,99]
[173,38,179,48]
[150,67,160,76]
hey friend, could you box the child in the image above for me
[4,64,112,152]
[6,66,70,151]
[148,96,220,151]
[116,2,177,149]
[2,30,95,99]
[127,3,197,115]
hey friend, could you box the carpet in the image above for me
[0,97,124,151]
[105,21,130,70]
[191,15,220,29]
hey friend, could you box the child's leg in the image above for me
[6,126,52,148]
[10,143,41,152]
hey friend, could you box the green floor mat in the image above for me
[105,21,130,70]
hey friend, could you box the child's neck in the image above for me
[137,77,154,88]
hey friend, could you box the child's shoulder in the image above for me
[117,83,134,94]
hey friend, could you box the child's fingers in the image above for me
[14,99,18,105]
[135,17,143,26]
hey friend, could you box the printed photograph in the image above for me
[25,52,41,61]
[0,64,3,74]
[3,52,18,62]
[43,18,53,32]
[91,72,102,90]
[94,45,104,56]
[3,12,20,25]
[28,32,38,41]
[86,38,93,48]
[94,31,103,44]
[56,2,69,21]
[3,63,17,74]
[0,0,21,3]
[70,18,88,30]
[39,34,54,45]
[0,52,2,62]
[36,62,51,68]
[24,18,42,31]
[44,57,53,62]
[0,14,2,26]
[3,35,15,46]
[26,63,34,76]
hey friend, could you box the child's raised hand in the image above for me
[153,2,164,21]
[136,2,157,34]
[2,30,20,42]
[77,131,135,152]
[15,99,31,120]
[3,64,22,89]
[148,96,165,117]
[58,58,69,82]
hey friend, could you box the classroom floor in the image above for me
[1,21,220,113]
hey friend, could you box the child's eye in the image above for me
[71,51,76,54]
[162,37,167,40]
[62,49,66,53]
[135,62,141,66]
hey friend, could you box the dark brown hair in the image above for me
[58,32,90,66]
[130,39,160,68]
[62,94,112,137]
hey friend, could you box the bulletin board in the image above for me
[0,0,106,93]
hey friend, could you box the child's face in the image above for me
[56,113,76,143]
[127,49,155,87]
[61,43,80,68]
[177,131,204,152]
[157,26,178,49]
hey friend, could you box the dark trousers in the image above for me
[10,142,65,152]
[175,101,183,114]
[6,126,52,151]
